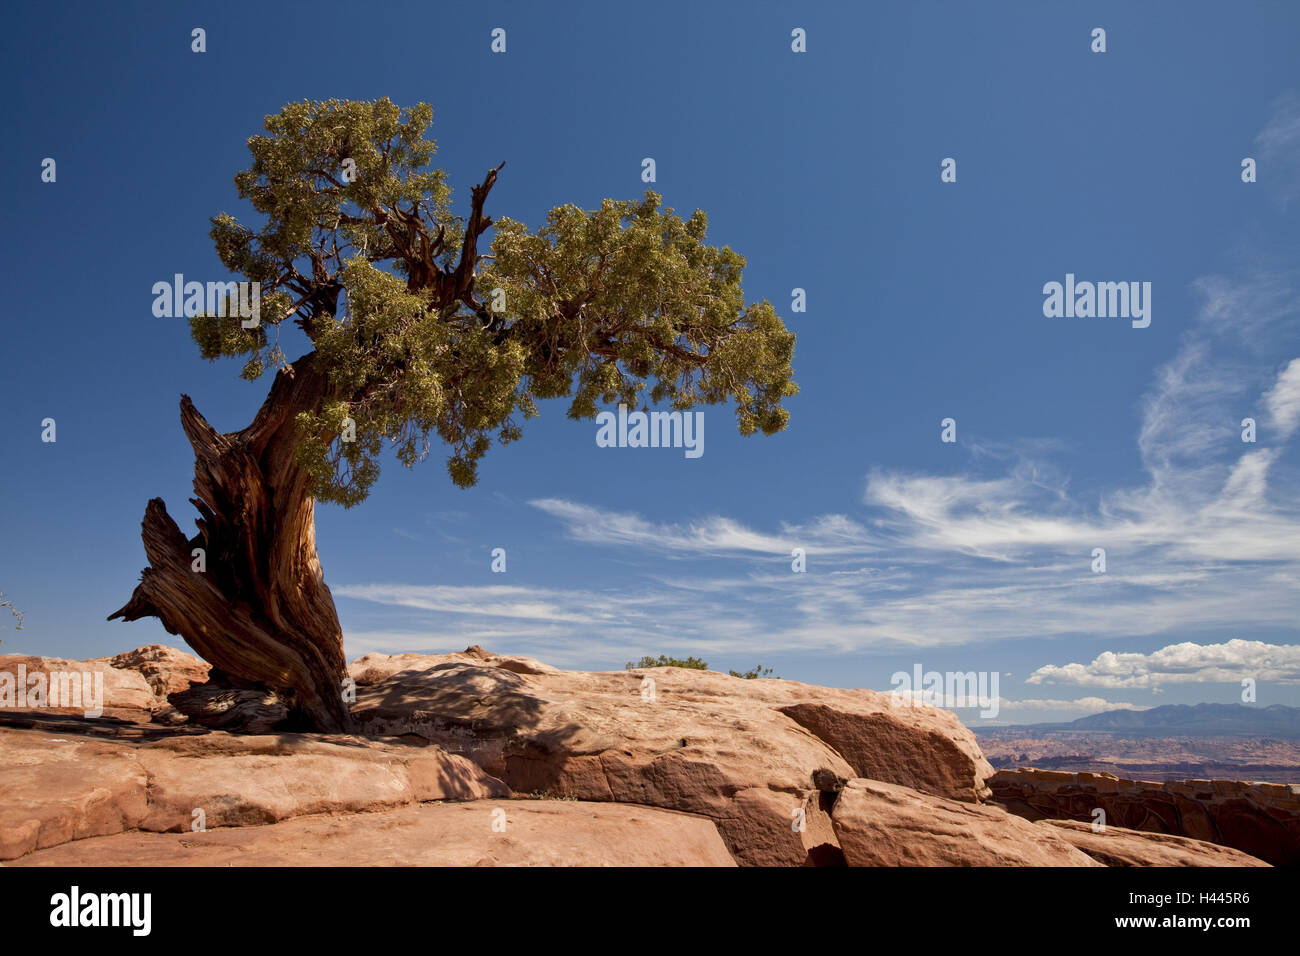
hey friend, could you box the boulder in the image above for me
[0,653,157,714]
[0,645,210,724]
[778,698,994,802]
[108,644,209,703]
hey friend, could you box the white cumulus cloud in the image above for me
[1026,639,1300,689]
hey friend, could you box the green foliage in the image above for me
[484,195,797,435]
[728,665,777,680]
[201,98,797,506]
[625,655,708,670]
[622,656,777,678]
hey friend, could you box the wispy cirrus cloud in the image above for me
[528,497,876,558]
[336,582,602,624]
[1264,357,1300,439]
[1256,90,1300,205]
[516,262,1300,657]
[343,102,1300,682]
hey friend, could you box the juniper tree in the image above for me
[111,99,797,732]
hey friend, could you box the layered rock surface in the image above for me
[991,768,1299,866]
[0,727,504,861]
[0,644,209,726]
[830,778,1101,866]
[1037,819,1270,867]
[10,800,736,867]
[0,645,1273,867]
[347,648,995,865]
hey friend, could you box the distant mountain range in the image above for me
[1020,703,1300,737]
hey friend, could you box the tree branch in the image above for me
[446,161,505,308]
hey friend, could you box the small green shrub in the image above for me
[625,654,708,670]
[728,665,777,680]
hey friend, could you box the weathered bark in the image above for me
[110,352,353,732]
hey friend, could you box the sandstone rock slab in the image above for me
[1038,819,1269,867]
[346,651,996,865]
[0,727,507,861]
[9,800,736,867]
[831,778,1101,866]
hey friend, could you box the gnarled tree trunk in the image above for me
[110,352,353,732]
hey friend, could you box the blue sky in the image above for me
[2,1,1298,726]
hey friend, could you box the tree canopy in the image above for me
[194,98,797,505]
